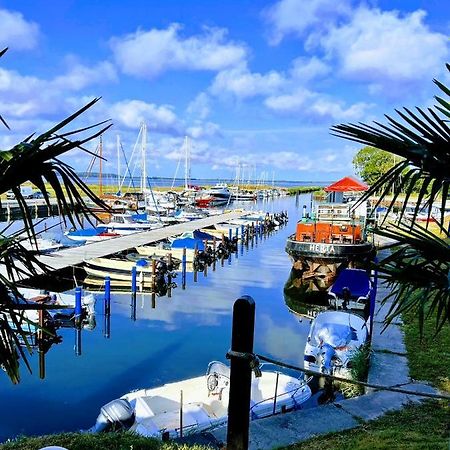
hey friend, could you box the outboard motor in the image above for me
[93,398,135,433]
[319,343,336,374]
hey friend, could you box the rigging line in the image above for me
[256,353,450,401]
[119,141,136,191]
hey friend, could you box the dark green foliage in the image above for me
[331,64,450,334]
[352,146,397,186]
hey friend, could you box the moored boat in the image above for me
[304,310,368,378]
[90,361,312,439]
[285,177,375,281]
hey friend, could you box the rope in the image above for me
[256,353,450,401]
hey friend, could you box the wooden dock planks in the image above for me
[4,210,246,280]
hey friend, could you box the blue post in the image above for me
[235,227,239,239]
[241,224,245,238]
[182,247,187,289]
[104,276,111,316]
[228,228,232,241]
[369,258,378,341]
[74,287,82,327]
[131,266,137,321]
[75,328,82,356]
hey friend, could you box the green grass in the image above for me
[286,401,449,450]
[286,186,323,195]
[0,433,209,450]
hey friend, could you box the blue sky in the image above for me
[0,0,448,182]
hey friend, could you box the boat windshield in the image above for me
[206,361,230,379]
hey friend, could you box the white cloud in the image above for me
[0,61,117,120]
[187,121,221,139]
[0,8,40,50]
[210,64,286,99]
[110,24,247,79]
[108,100,182,135]
[186,92,211,120]
[263,0,351,45]
[319,8,449,90]
[265,88,371,120]
[290,56,330,82]
[53,61,118,91]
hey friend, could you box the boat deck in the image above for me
[3,211,246,281]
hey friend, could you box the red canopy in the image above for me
[324,176,368,192]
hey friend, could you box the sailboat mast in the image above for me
[184,136,190,190]
[99,135,103,196]
[116,134,121,195]
[141,122,147,192]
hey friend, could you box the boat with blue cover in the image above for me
[327,268,373,313]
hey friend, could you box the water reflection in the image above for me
[0,195,312,441]
[283,267,331,319]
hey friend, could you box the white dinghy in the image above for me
[91,361,311,439]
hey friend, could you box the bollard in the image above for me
[104,276,111,316]
[226,296,256,450]
[131,266,137,321]
[182,248,187,289]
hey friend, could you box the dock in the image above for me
[6,210,246,280]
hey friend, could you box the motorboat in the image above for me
[91,361,312,439]
[202,183,232,202]
[304,310,368,378]
[106,213,163,235]
[20,236,64,253]
[64,226,121,243]
[328,268,373,314]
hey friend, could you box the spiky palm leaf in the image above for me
[0,101,112,382]
[331,64,450,333]
[373,222,449,335]
[331,64,450,226]
[0,48,9,130]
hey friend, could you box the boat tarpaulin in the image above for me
[193,229,216,241]
[330,268,371,298]
[324,176,368,192]
[171,237,205,251]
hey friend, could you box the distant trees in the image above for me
[352,146,397,186]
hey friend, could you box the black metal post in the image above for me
[227,296,256,450]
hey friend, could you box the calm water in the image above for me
[0,195,313,441]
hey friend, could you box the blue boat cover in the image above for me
[67,226,107,236]
[171,238,205,251]
[330,269,370,298]
[131,213,148,222]
[193,229,215,241]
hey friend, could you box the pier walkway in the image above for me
[8,210,246,279]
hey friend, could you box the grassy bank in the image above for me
[286,186,323,195]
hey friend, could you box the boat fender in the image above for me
[94,398,135,433]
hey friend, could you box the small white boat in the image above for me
[20,237,64,253]
[304,311,368,378]
[107,213,163,235]
[91,361,311,439]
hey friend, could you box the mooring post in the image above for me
[151,259,156,308]
[104,276,111,317]
[74,287,82,328]
[182,247,187,289]
[235,226,239,240]
[194,243,198,283]
[228,228,232,241]
[38,310,45,379]
[167,253,173,298]
[226,295,256,450]
[131,266,137,321]
[369,258,378,341]
[212,237,217,271]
